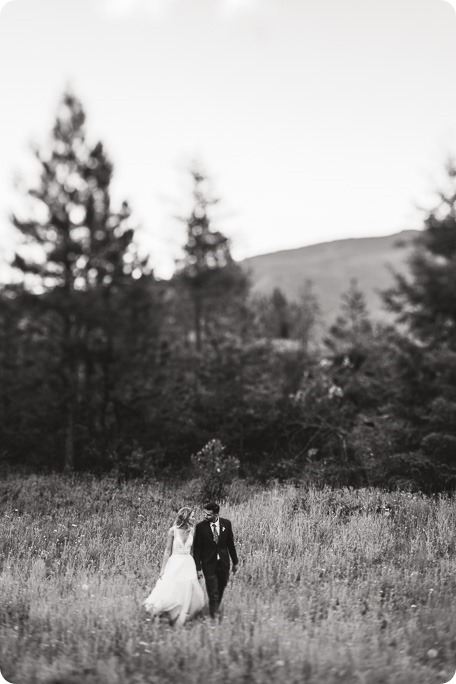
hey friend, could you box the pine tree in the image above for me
[253,287,291,340]
[270,287,290,339]
[176,164,240,349]
[294,279,321,353]
[383,163,456,349]
[325,278,373,367]
[382,159,456,487]
[11,91,150,470]
[174,164,249,403]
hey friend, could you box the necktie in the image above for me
[212,523,219,544]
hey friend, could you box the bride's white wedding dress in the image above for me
[144,526,205,625]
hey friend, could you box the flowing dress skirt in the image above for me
[144,553,205,625]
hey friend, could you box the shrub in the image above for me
[191,439,240,502]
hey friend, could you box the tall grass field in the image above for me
[1,475,456,683]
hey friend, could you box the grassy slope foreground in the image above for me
[1,475,456,684]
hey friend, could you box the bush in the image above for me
[191,439,240,502]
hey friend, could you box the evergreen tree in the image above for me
[11,91,150,470]
[323,278,396,418]
[294,279,321,353]
[253,287,291,340]
[325,278,373,368]
[174,163,249,402]
[383,168,456,349]
[270,287,291,339]
[382,159,456,488]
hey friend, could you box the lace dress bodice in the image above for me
[172,526,194,555]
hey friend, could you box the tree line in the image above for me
[1,91,455,491]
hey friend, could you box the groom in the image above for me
[193,502,239,618]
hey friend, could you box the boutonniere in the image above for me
[221,526,225,532]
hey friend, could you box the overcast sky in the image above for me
[1,0,456,277]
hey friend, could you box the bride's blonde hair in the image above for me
[174,507,194,529]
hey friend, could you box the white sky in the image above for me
[1,0,456,277]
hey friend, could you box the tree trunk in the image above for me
[101,287,114,447]
[64,403,75,472]
[62,312,76,471]
[193,293,202,404]
[194,293,202,354]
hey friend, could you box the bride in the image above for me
[144,507,205,625]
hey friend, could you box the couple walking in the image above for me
[144,502,239,625]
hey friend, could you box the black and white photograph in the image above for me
[1,0,456,682]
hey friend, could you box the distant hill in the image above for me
[241,230,419,324]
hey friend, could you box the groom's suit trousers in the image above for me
[204,561,229,618]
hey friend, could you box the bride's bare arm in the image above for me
[159,527,174,577]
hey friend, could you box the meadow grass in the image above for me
[1,475,456,683]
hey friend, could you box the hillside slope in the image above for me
[241,230,418,323]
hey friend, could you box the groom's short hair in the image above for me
[204,502,220,514]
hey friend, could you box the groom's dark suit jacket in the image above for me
[193,518,238,574]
